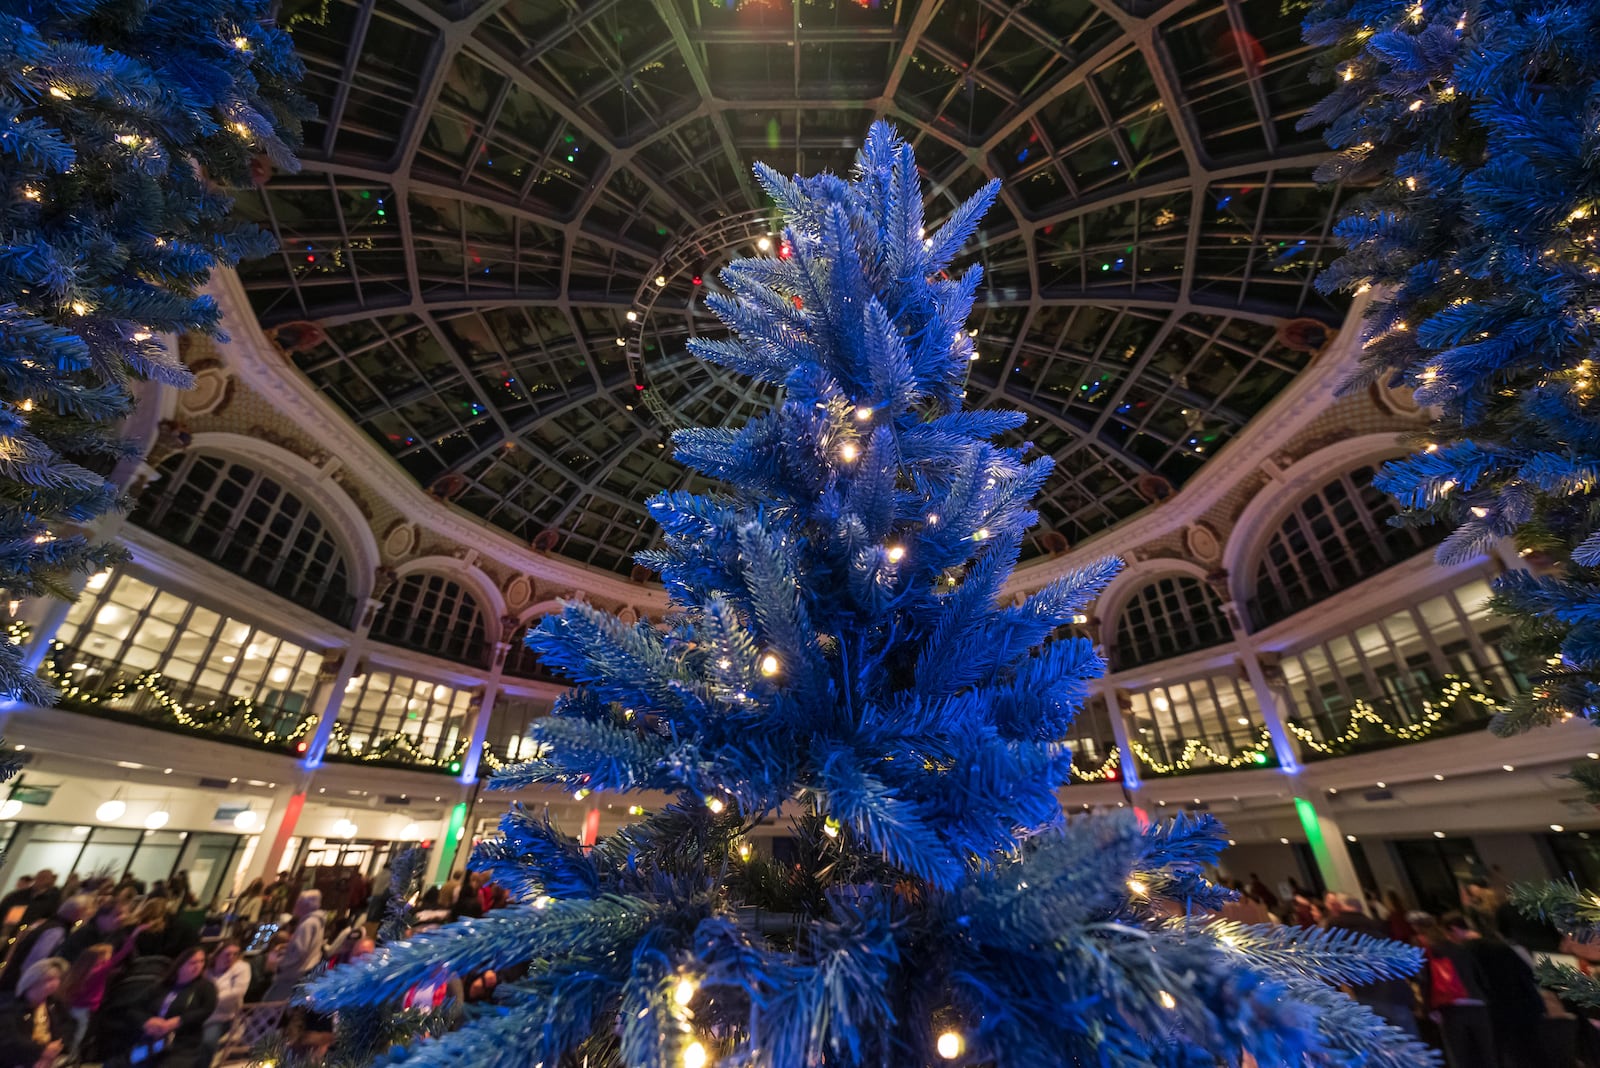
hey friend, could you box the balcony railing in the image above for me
[1284,674,1504,761]
[323,721,470,775]
[1130,726,1278,778]
[45,647,316,753]
[34,651,1512,779]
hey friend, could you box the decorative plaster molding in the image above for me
[382,521,419,560]
[503,574,536,612]
[176,366,232,417]
[1183,522,1222,566]
[209,269,671,614]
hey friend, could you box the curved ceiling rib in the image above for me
[236,0,1351,576]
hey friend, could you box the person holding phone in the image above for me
[115,949,215,1068]
[0,958,71,1068]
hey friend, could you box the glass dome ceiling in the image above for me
[236,0,1352,576]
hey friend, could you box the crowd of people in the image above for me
[0,863,520,1068]
[0,853,1588,1068]
[0,867,244,1068]
[1220,872,1575,1067]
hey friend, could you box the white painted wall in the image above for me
[1472,832,1554,887]
[1217,842,1311,895]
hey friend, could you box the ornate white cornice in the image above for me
[214,267,1375,610]
[1009,290,1378,592]
[208,270,671,615]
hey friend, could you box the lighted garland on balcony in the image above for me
[43,642,316,747]
[1129,729,1276,776]
[1067,745,1121,782]
[478,743,506,775]
[326,721,474,772]
[1287,675,1505,756]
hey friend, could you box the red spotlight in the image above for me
[691,274,702,286]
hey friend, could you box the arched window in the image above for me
[131,452,354,624]
[371,572,488,665]
[1112,576,1232,670]
[1250,465,1446,629]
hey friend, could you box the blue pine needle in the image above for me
[314,122,1429,1068]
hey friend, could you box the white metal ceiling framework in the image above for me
[236,0,1352,575]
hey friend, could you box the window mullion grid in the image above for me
[1406,603,1454,684]
[1443,582,1498,686]
[276,644,310,722]
[1302,491,1345,598]
[1343,626,1389,719]
[267,499,317,600]
[1200,674,1235,756]
[216,624,254,699]
[65,571,121,658]
[106,581,156,675]
[144,452,196,530]
[157,601,198,709]
[348,671,377,749]
[1331,475,1378,576]
[217,465,265,572]
[1154,685,1179,767]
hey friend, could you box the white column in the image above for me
[1238,646,1302,775]
[1102,683,1142,792]
[427,785,474,887]
[1292,794,1363,897]
[300,598,381,769]
[456,640,510,785]
[243,776,313,885]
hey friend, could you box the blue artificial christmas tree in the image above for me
[0,0,306,701]
[311,124,1434,1068]
[1300,0,1600,786]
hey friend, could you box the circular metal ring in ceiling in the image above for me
[235,0,1351,577]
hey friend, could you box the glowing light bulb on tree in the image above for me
[838,441,859,463]
[759,653,780,676]
[936,1031,964,1059]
